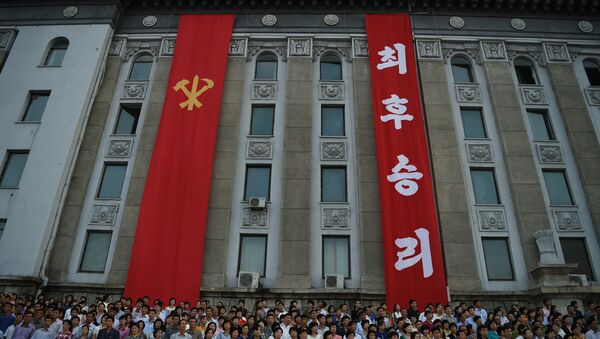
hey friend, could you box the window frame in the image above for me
[95,162,128,200]
[560,237,595,281]
[0,150,30,189]
[460,107,488,139]
[526,109,556,141]
[243,165,272,201]
[542,169,575,206]
[113,105,142,136]
[583,58,600,86]
[128,53,154,81]
[513,57,539,85]
[321,166,348,203]
[451,55,475,83]
[322,235,351,279]
[42,38,69,67]
[254,52,278,80]
[320,54,343,81]
[78,230,113,273]
[0,219,6,240]
[237,234,268,277]
[20,91,51,123]
[321,105,346,137]
[249,105,275,136]
[481,237,515,281]
[470,167,501,205]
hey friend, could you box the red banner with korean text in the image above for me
[366,14,447,306]
[124,15,234,303]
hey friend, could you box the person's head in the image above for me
[231,328,240,338]
[324,331,334,339]
[104,316,114,328]
[590,317,599,332]
[273,327,283,339]
[432,327,443,338]
[131,323,141,335]
[62,319,73,333]
[43,316,53,329]
[205,328,215,339]
[154,328,164,339]
[81,324,90,337]
[223,320,231,332]
[500,325,512,339]
[309,322,318,335]
[478,325,488,339]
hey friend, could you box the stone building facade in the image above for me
[0,0,599,307]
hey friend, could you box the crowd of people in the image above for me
[0,293,599,339]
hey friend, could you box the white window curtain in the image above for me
[239,235,267,275]
[323,237,349,277]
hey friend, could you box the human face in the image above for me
[44,318,52,329]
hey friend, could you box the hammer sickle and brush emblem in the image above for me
[173,75,214,111]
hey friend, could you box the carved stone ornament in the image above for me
[89,204,119,226]
[161,38,176,56]
[481,41,507,60]
[467,143,493,163]
[506,43,547,67]
[584,88,600,106]
[578,21,593,33]
[416,40,442,59]
[322,208,350,229]
[520,86,547,105]
[352,39,368,57]
[0,31,13,49]
[229,38,247,56]
[313,40,352,63]
[449,16,465,29]
[123,40,161,61]
[456,84,482,103]
[122,82,147,100]
[252,82,277,100]
[511,18,526,30]
[288,38,312,57]
[544,43,571,62]
[109,39,124,56]
[552,209,582,231]
[324,14,339,26]
[536,144,563,164]
[321,141,347,161]
[142,15,158,27]
[247,140,273,159]
[242,207,269,228]
[477,209,507,231]
[62,6,78,18]
[533,229,561,264]
[106,139,133,158]
[261,14,277,26]
[246,39,288,62]
[442,41,482,65]
[319,82,344,100]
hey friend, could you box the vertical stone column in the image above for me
[418,60,482,292]
[546,63,600,244]
[277,56,313,289]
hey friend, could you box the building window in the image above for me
[470,168,500,204]
[244,166,271,201]
[323,236,350,278]
[97,164,127,199]
[44,39,69,66]
[320,54,342,81]
[514,58,538,85]
[321,167,347,202]
[542,170,574,206]
[451,56,475,83]
[482,238,515,280]
[128,54,153,81]
[113,106,141,135]
[255,52,277,80]
[460,108,487,139]
[560,238,595,281]
[527,110,555,141]
[0,219,6,240]
[321,106,345,137]
[0,151,29,189]
[238,235,267,276]
[250,106,275,136]
[79,231,112,273]
[583,59,600,86]
[22,92,50,122]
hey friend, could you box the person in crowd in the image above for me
[31,318,53,339]
[96,318,118,339]
[125,324,144,339]
[169,320,191,339]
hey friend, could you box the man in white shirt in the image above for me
[585,318,600,339]
[280,314,293,339]
[473,301,487,322]
[170,320,192,339]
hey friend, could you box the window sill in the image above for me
[549,204,577,208]
[14,121,41,125]
[37,65,62,68]
[247,134,274,138]
[95,197,122,201]
[474,203,504,207]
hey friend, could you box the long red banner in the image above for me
[366,14,447,306]
[124,14,234,303]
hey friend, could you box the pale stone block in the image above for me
[354,103,375,129]
[357,155,379,183]
[359,212,382,242]
[352,81,373,105]
[279,241,310,274]
[138,125,158,151]
[355,128,376,155]
[224,58,245,81]
[511,184,547,214]
[218,103,242,127]
[432,155,465,183]
[547,64,579,87]
[118,206,140,237]
[125,177,146,207]
[73,150,96,178]
[201,273,225,288]
[493,106,527,132]
[505,156,540,184]
[285,104,312,128]
[64,176,90,207]
[439,212,475,244]
[205,208,229,240]
[88,102,110,126]
[143,102,164,126]
[443,242,479,278]
[132,150,152,178]
[361,242,384,275]
[488,84,520,107]
[148,80,168,103]
[424,104,455,131]
[153,57,173,81]
[212,152,237,179]
[103,58,122,81]
[418,60,447,84]
[202,240,227,273]
[483,62,514,85]
[552,86,587,109]
[109,236,134,271]
[435,183,469,213]
[215,126,240,152]
[281,209,311,241]
[221,80,245,104]
[208,179,233,208]
[283,152,311,179]
[422,82,451,106]
[501,131,534,156]
[571,132,600,158]
[287,58,313,81]
[56,205,83,236]
[429,129,460,156]
[80,125,104,152]
[284,128,311,152]
[282,179,310,209]
[358,182,381,212]
[352,59,371,82]
[285,81,313,103]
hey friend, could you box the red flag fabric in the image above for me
[366,14,448,306]
[124,14,234,303]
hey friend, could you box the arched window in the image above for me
[255,52,277,80]
[583,58,600,86]
[451,56,474,83]
[320,54,342,81]
[514,57,538,85]
[44,38,69,66]
[128,54,153,81]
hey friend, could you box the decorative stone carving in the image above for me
[416,40,442,59]
[467,144,493,163]
[533,229,561,264]
[481,41,507,60]
[456,85,482,103]
[584,88,600,106]
[352,39,368,57]
[288,38,312,57]
[449,16,465,29]
[246,39,288,62]
[229,38,247,56]
[109,39,124,56]
[106,139,133,158]
[62,6,78,18]
[319,82,344,100]
[142,15,158,27]
[122,82,147,100]
[511,18,526,30]
[161,38,176,56]
[578,21,593,33]
[123,40,161,61]
[552,209,582,231]
[89,204,119,226]
[506,43,547,67]
[252,82,277,100]
[247,140,273,159]
[324,14,339,26]
[442,41,482,65]
[322,208,350,229]
[544,43,570,62]
[520,86,547,105]
[536,144,563,164]
[477,209,507,231]
[261,14,277,26]
[321,141,346,161]
[0,31,13,49]
[242,207,268,228]
[313,40,352,62]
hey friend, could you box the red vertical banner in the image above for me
[366,14,447,306]
[124,14,234,303]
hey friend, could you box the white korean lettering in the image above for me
[381,94,414,129]
[386,154,423,196]
[394,228,433,278]
[376,43,407,74]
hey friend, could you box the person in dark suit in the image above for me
[96,317,119,339]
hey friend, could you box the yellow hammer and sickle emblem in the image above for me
[172,75,214,111]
